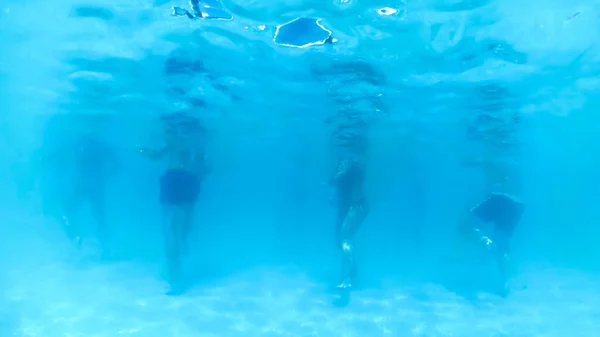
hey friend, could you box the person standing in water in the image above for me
[458,84,525,296]
[330,121,369,290]
[314,59,384,295]
[138,112,209,292]
[39,113,117,251]
[65,132,118,249]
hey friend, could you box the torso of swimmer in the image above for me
[141,127,209,178]
[162,131,209,177]
[333,156,367,210]
[76,135,114,171]
[463,152,521,196]
[482,157,521,196]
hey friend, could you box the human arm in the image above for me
[137,144,168,160]
[458,210,495,250]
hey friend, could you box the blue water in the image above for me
[2,0,600,335]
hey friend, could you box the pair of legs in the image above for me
[336,203,367,289]
[466,192,524,293]
[63,182,107,249]
[162,203,194,283]
[159,169,200,286]
[333,155,367,289]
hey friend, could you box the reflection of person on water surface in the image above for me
[138,113,210,291]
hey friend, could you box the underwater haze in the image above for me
[2,0,600,335]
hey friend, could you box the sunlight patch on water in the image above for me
[274,17,334,48]
[377,7,398,16]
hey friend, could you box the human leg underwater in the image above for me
[159,169,200,286]
[470,193,525,293]
[337,203,367,289]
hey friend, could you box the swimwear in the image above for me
[159,169,201,205]
[470,192,525,237]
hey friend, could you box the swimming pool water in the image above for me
[2,0,600,335]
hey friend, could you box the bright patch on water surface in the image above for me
[171,0,232,20]
[377,7,398,16]
[274,17,334,48]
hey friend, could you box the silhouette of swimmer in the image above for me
[138,113,209,293]
[332,154,368,290]
[70,134,117,246]
[43,133,117,249]
[459,83,525,295]
[461,192,525,295]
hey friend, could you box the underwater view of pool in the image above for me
[1,0,600,335]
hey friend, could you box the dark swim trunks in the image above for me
[159,169,200,205]
[470,192,525,237]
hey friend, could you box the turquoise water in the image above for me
[2,0,600,335]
